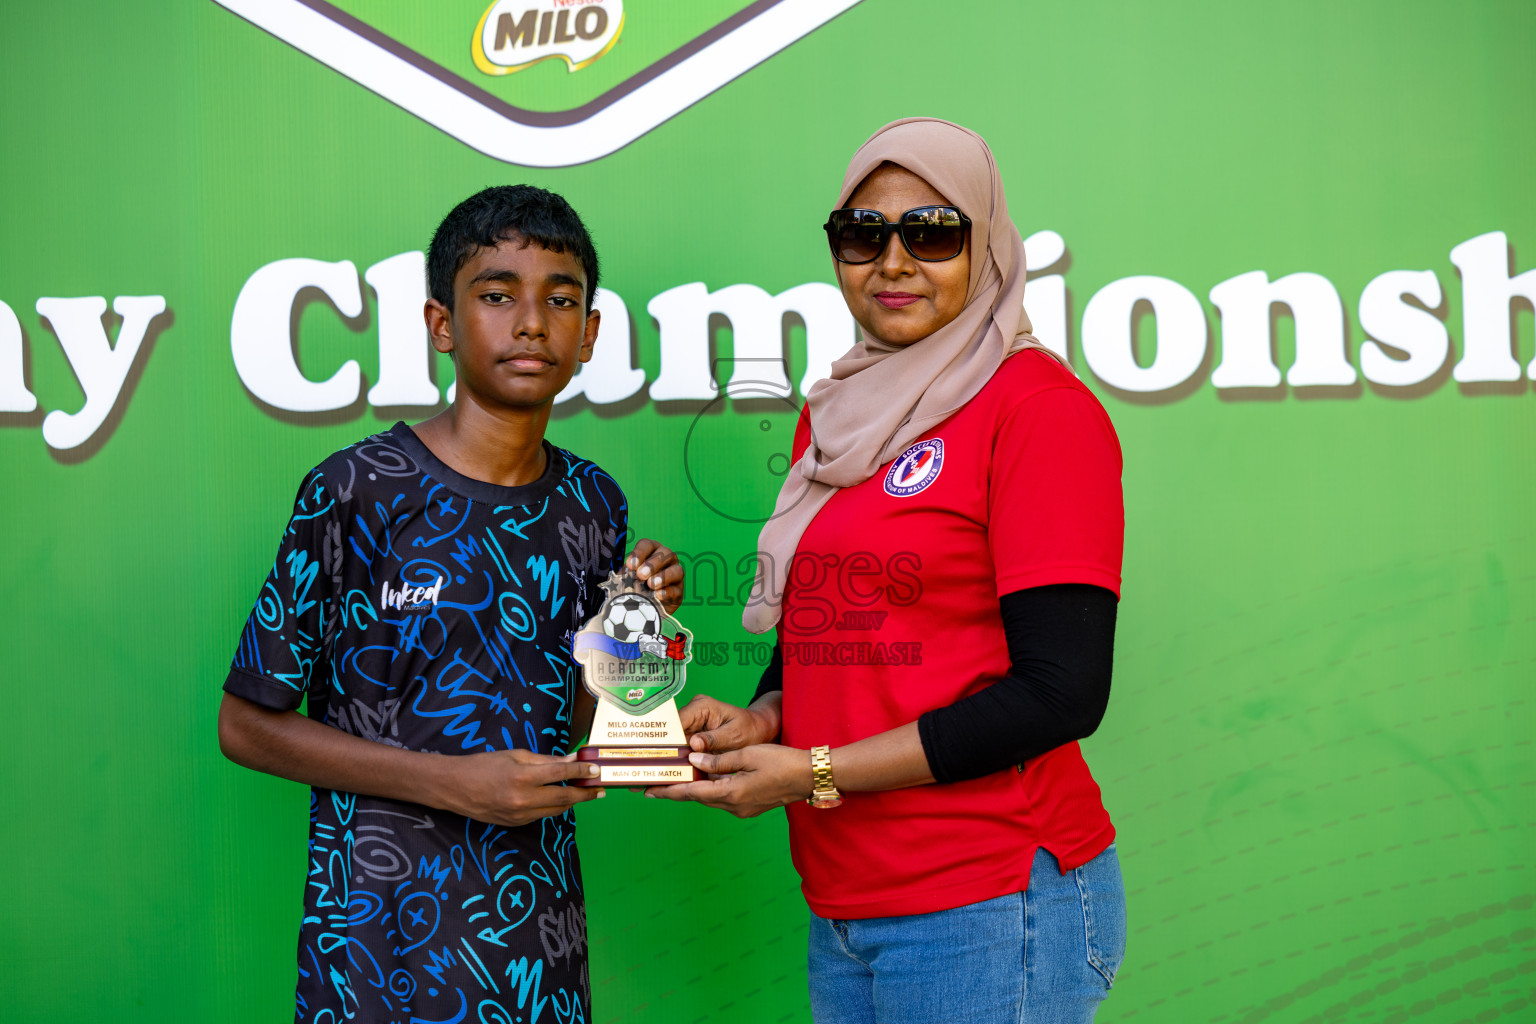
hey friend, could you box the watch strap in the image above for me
[808,744,842,808]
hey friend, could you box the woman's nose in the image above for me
[877,227,913,276]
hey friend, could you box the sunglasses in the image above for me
[823,205,971,264]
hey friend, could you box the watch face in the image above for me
[809,793,843,809]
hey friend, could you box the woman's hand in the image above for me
[645,744,812,817]
[678,693,781,753]
[626,539,684,614]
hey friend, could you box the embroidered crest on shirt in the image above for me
[884,439,945,497]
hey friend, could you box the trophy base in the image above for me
[571,746,701,786]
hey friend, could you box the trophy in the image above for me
[570,569,701,786]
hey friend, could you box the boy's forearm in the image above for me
[218,692,457,811]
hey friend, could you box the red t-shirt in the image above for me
[779,348,1124,919]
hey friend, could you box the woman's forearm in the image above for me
[827,720,935,792]
[919,584,1116,783]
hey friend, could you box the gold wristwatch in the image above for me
[807,745,843,809]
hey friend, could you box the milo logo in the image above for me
[474,0,625,76]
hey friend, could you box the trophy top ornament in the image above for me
[597,568,637,599]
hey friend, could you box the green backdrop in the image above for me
[2,2,1532,1022]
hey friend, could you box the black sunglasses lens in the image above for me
[902,207,966,260]
[829,210,888,263]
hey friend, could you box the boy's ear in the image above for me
[579,306,600,364]
[425,298,454,354]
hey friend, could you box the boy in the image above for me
[219,185,683,1022]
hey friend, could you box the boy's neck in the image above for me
[410,397,552,488]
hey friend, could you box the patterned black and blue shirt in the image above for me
[225,422,627,1024]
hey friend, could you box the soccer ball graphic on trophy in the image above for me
[603,593,661,643]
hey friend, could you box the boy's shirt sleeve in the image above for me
[225,468,341,713]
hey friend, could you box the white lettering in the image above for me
[1023,230,1068,361]
[364,251,440,407]
[382,576,446,611]
[1449,231,1536,382]
[231,257,362,412]
[1080,276,1206,392]
[0,299,37,413]
[781,283,856,396]
[1358,269,1448,387]
[37,295,166,450]
[647,281,854,401]
[555,287,645,404]
[1209,271,1355,389]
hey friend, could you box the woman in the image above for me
[651,118,1126,1023]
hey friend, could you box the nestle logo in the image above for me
[474,0,624,76]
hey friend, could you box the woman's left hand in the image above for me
[645,744,813,817]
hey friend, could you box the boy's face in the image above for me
[427,235,598,411]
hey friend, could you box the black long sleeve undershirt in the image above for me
[749,582,1117,785]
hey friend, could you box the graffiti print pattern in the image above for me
[225,423,626,1023]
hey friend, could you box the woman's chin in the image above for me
[862,300,970,347]
[867,320,940,347]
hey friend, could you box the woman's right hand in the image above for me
[679,692,781,753]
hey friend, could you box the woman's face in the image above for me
[835,162,971,347]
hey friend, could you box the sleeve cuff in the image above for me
[750,644,785,706]
[223,667,305,712]
[996,564,1121,600]
[916,709,953,785]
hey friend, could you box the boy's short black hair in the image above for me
[427,185,600,312]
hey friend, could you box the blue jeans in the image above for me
[807,845,1126,1024]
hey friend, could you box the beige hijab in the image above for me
[743,117,1065,633]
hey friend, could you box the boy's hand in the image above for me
[626,539,685,614]
[445,749,605,827]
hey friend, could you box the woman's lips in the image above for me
[875,292,921,309]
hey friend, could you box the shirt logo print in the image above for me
[883,439,945,497]
[381,576,446,611]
